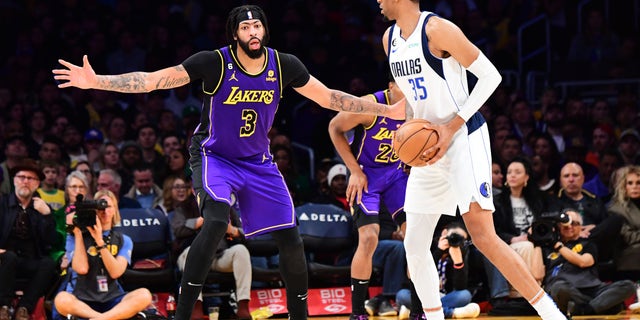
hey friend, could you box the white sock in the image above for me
[424,308,445,320]
[531,290,566,320]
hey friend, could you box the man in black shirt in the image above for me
[543,209,635,315]
[0,159,57,320]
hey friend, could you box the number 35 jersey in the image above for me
[388,12,477,126]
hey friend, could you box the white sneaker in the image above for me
[452,302,480,318]
[398,305,410,320]
[629,301,640,313]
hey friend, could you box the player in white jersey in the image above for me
[376,0,566,319]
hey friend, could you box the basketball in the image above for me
[392,119,439,167]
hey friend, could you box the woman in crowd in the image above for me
[607,165,640,280]
[157,175,190,216]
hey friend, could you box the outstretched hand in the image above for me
[52,55,97,89]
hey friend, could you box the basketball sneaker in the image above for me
[398,305,410,320]
[377,299,398,316]
[452,302,481,318]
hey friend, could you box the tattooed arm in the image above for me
[294,76,406,120]
[52,55,190,93]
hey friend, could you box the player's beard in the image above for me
[238,37,264,59]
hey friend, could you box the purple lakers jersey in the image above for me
[352,90,404,169]
[200,46,282,159]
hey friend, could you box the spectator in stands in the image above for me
[164,85,200,119]
[1,135,29,195]
[26,109,49,156]
[492,160,504,196]
[585,124,616,169]
[104,116,127,149]
[486,156,558,315]
[118,141,143,195]
[532,132,563,181]
[136,124,167,186]
[538,103,567,154]
[52,171,92,269]
[157,109,180,139]
[171,191,252,320]
[83,128,104,170]
[96,169,141,209]
[161,132,183,158]
[52,190,152,320]
[0,159,57,320]
[61,124,88,169]
[395,221,480,319]
[556,163,607,237]
[271,144,311,205]
[583,148,623,203]
[167,147,189,179]
[510,99,536,147]
[157,175,190,216]
[607,165,640,280]
[617,128,640,166]
[37,160,65,211]
[96,142,121,172]
[74,160,96,196]
[312,163,349,211]
[125,165,162,209]
[532,154,559,196]
[38,136,65,164]
[542,208,636,315]
[557,162,625,263]
[496,135,523,169]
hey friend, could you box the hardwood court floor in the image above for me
[303,314,640,320]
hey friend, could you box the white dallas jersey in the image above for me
[388,12,484,131]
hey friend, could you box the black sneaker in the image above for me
[364,295,381,316]
[377,299,397,316]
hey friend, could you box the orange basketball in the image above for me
[392,119,439,167]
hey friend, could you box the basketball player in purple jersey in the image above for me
[53,5,404,320]
[329,78,408,319]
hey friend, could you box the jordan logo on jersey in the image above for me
[228,70,238,82]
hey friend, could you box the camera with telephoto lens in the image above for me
[73,194,108,228]
[446,232,466,248]
[529,210,572,247]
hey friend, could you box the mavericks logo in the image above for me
[479,182,491,198]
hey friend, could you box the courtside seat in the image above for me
[246,233,284,287]
[295,203,354,287]
[115,208,177,293]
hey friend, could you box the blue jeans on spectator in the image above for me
[372,239,407,296]
[396,288,472,317]
[482,255,510,299]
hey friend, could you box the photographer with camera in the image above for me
[542,208,636,316]
[395,221,480,318]
[52,190,152,320]
[486,157,560,315]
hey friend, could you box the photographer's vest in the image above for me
[70,230,125,302]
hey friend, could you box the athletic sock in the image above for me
[351,278,369,315]
[530,290,566,320]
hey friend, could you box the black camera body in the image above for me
[73,194,108,228]
[446,232,466,248]
[529,210,571,247]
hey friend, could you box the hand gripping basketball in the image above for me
[392,119,439,167]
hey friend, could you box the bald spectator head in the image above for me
[560,162,585,200]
